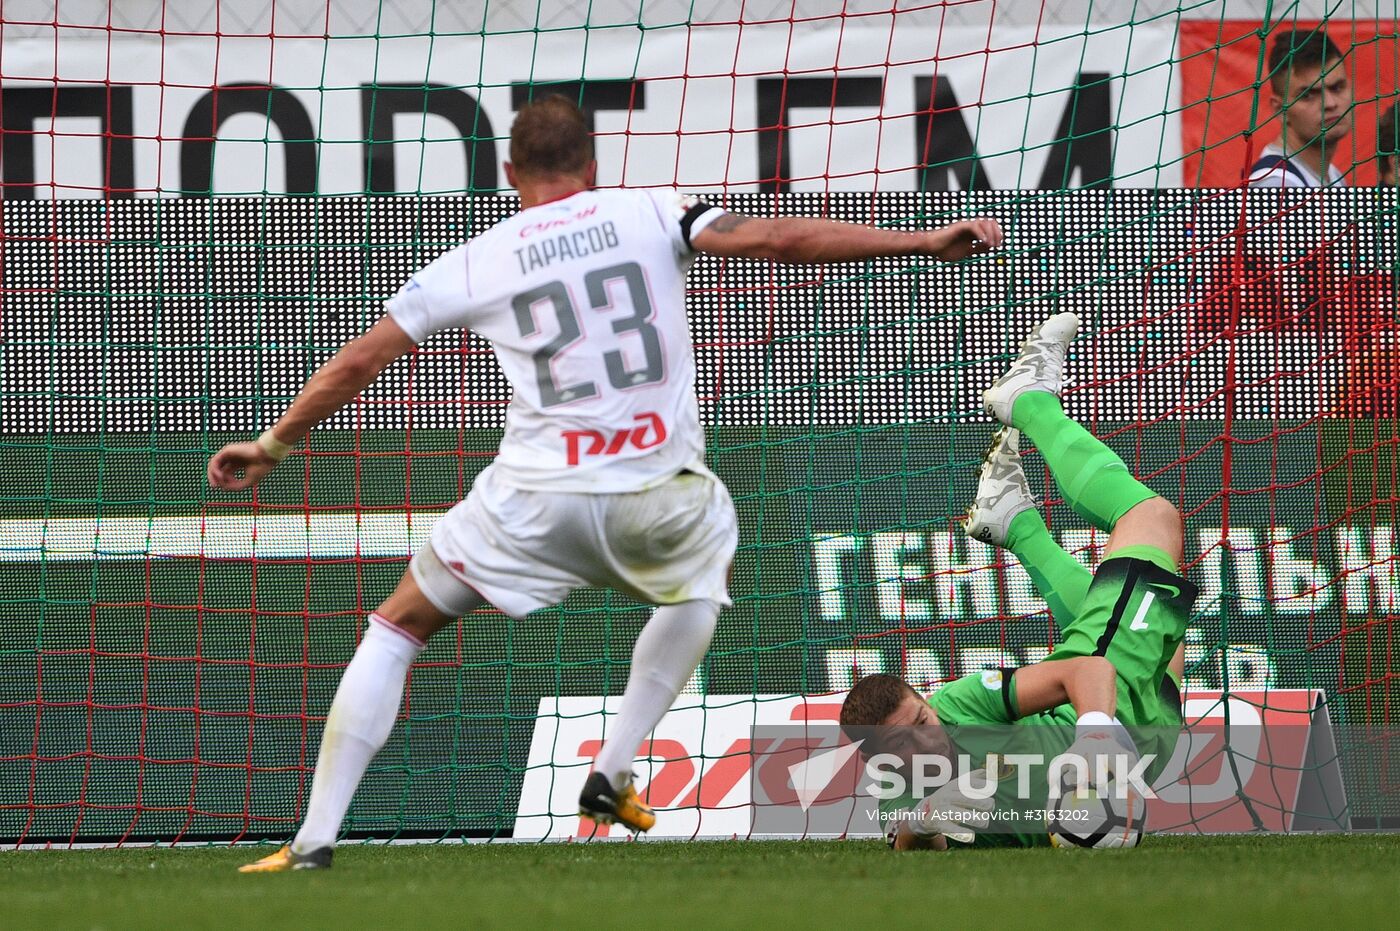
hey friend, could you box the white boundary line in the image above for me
[0,513,445,561]
[8,834,841,850]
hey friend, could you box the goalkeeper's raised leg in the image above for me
[981,312,1182,563]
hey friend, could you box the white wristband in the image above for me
[256,429,294,462]
[1076,711,1138,755]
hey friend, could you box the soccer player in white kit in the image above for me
[211,96,1003,871]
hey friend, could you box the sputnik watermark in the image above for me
[862,751,1157,801]
[787,739,866,811]
[786,743,1155,812]
[749,721,1361,837]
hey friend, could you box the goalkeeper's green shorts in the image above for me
[1045,545,1198,732]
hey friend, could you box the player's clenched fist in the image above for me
[207,440,280,490]
[927,217,1004,261]
[1061,730,1139,789]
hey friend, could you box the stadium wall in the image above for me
[3,189,1396,842]
[2,2,1397,844]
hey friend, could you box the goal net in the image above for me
[1,0,1396,844]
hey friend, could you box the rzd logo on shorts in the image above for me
[563,412,667,465]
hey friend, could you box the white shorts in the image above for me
[411,464,738,619]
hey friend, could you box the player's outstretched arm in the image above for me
[690,213,1002,264]
[1013,655,1140,781]
[1010,655,1118,720]
[207,316,416,491]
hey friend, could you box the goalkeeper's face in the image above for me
[868,695,952,771]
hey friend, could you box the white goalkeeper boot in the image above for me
[962,427,1037,549]
[982,312,1080,426]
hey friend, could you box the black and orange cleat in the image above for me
[578,772,656,833]
[237,844,333,873]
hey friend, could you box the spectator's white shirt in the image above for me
[386,188,721,493]
[1247,142,1347,188]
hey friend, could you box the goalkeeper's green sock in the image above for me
[1006,508,1092,626]
[1011,392,1157,533]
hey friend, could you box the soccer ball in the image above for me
[1046,780,1145,849]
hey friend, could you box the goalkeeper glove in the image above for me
[902,771,995,845]
[1061,711,1139,789]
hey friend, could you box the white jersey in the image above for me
[1246,142,1347,188]
[386,188,721,493]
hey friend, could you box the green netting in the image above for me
[1,3,1397,844]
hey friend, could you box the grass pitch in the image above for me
[4,835,1394,929]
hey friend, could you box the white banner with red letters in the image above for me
[513,689,1345,840]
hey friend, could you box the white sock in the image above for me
[291,615,424,853]
[593,600,720,791]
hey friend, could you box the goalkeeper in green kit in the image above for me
[839,312,1197,850]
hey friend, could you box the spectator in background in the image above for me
[1248,29,1353,187]
[1321,99,1398,536]
[1379,100,1398,186]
